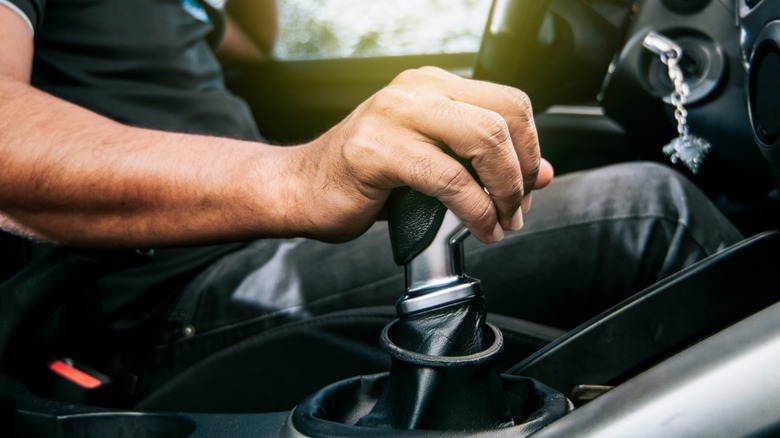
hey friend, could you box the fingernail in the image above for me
[521,193,533,213]
[510,208,524,231]
[492,222,505,242]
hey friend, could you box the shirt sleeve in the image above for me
[1,0,45,35]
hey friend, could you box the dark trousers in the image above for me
[166,162,741,331]
[91,162,743,411]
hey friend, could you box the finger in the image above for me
[390,141,503,243]
[520,159,553,213]
[401,97,524,231]
[394,67,542,193]
[454,81,541,193]
[521,193,533,213]
[534,158,554,189]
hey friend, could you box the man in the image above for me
[0,0,741,409]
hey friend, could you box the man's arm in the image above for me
[0,5,552,249]
[0,3,32,82]
[0,4,303,247]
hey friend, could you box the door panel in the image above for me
[227,53,476,143]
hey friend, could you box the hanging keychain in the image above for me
[643,31,711,174]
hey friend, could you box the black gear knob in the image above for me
[387,187,481,316]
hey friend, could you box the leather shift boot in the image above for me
[357,297,514,430]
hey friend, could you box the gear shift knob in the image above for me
[387,187,483,316]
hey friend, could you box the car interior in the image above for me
[2,0,780,436]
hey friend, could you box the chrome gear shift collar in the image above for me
[396,210,482,315]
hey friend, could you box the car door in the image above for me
[225,0,643,179]
[225,0,491,144]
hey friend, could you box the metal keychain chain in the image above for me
[643,32,711,174]
[668,51,689,137]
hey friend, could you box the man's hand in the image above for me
[2,4,549,250]
[0,3,33,82]
[287,67,554,244]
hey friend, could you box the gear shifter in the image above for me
[355,188,513,429]
[395,201,478,317]
[281,187,569,436]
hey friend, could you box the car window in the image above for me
[275,0,493,60]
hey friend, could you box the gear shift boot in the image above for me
[284,298,570,436]
[358,297,513,430]
[285,312,569,436]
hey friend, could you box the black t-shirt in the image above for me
[7,0,260,140]
[2,0,261,342]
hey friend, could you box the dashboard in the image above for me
[475,0,780,234]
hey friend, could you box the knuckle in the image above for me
[507,87,533,116]
[392,67,431,85]
[391,66,447,87]
[471,198,495,226]
[433,163,470,198]
[503,88,535,129]
[493,176,524,204]
[391,69,418,85]
[475,112,511,148]
[470,112,515,173]
[370,86,408,116]
[417,65,441,75]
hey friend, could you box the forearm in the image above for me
[0,77,304,248]
[1,66,555,249]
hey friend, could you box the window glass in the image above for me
[276,0,493,60]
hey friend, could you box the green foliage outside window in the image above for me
[276,0,492,60]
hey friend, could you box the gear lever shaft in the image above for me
[397,209,481,315]
[365,186,514,429]
[386,186,483,316]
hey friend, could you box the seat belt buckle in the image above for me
[39,358,127,406]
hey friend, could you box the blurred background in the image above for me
[275,0,493,60]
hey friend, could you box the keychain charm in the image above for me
[643,32,711,174]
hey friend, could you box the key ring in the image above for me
[643,31,711,174]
